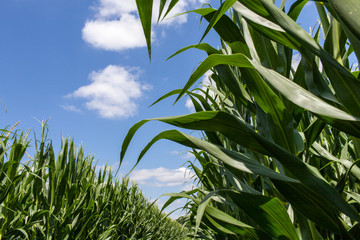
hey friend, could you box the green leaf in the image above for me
[158,0,167,23]
[121,111,360,223]
[161,0,181,22]
[255,0,360,117]
[175,52,360,137]
[327,0,360,42]
[204,203,272,239]
[311,142,360,182]
[233,2,300,49]
[233,2,284,32]
[227,190,300,240]
[135,0,153,59]
[200,0,237,43]
[273,180,342,233]
[288,0,309,21]
[195,195,212,234]
[136,129,298,182]
[190,7,251,55]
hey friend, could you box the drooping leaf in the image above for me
[135,0,153,59]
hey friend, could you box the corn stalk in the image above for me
[123,0,360,239]
[0,123,188,239]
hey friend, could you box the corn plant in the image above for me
[0,123,188,239]
[122,0,360,239]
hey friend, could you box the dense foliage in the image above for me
[123,0,360,239]
[0,123,188,239]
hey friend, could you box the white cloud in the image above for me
[82,15,146,51]
[67,65,151,119]
[96,0,137,18]
[82,0,202,51]
[82,0,146,51]
[130,167,195,187]
[61,104,82,113]
[185,97,195,112]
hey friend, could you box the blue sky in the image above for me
[0,0,318,217]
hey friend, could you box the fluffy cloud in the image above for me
[82,15,146,51]
[67,65,151,119]
[130,167,194,187]
[82,0,144,51]
[82,0,202,51]
[96,0,137,17]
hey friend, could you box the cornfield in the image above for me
[0,122,188,239]
[122,0,360,239]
